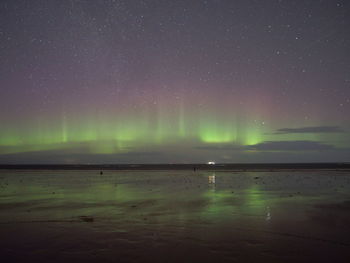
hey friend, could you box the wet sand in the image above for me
[1,170,350,262]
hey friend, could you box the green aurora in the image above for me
[0,112,347,159]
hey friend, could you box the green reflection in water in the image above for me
[201,173,268,222]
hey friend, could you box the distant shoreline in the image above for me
[0,163,350,171]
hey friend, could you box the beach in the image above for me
[1,169,350,262]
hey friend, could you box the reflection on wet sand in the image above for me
[208,174,216,184]
[1,170,350,262]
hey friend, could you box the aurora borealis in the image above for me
[0,0,349,163]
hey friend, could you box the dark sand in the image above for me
[1,170,350,262]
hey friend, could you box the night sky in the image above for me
[1,0,349,164]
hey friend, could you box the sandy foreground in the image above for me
[1,170,350,262]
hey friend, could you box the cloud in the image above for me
[196,140,338,152]
[274,126,345,134]
[246,140,335,151]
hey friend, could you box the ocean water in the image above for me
[1,170,350,262]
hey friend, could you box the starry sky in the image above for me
[0,0,349,164]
